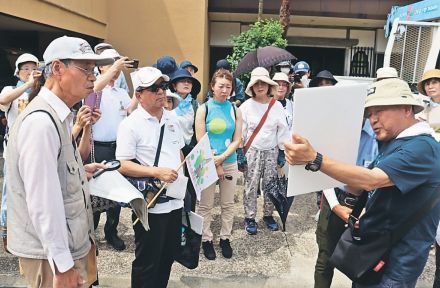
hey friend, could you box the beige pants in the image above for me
[19,245,97,288]
[197,162,238,242]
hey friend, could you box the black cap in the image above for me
[216,59,231,71]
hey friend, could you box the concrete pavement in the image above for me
[0,176,436,287]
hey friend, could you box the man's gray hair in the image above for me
[44,59,71,79]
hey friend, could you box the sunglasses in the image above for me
[137,81,169,93]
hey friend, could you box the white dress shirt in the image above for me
[17,87,75,273]
[91,85,131,142]
[239,98,290,150]
[116,106,185,214]
[0,86,30,131]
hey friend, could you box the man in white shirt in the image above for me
[6,36,113,287]
[90,49,131,251]
[116,67,185,288]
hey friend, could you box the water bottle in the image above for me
[181,226,186,246]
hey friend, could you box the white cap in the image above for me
[14,53,39,76]
[376,67,398,80]
[130,67,170,91]
[165,89,181,109]
[99,49,121,59]
[43,36,114,66]
[94,42,113,53]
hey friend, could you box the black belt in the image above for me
[94,141,117,148]
[335,187,358,208]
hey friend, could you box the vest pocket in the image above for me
[66,161,82,194]
[65,200,89,253]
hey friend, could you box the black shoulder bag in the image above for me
[125,124,172,208]
[330,185,440,285]
[175,211,202,269]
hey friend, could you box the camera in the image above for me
[131,59,139,69]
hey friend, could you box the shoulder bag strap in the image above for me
[390,186,440,244]
[153,124,166,167]
[244,97,276,154]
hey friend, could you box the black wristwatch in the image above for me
[305,152,323,172]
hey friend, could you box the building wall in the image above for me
[0,0,210,99]
[0,0,107,38]
[106,0,209,99]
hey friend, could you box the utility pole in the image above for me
[258,0,264,20]
[280,0,291,38]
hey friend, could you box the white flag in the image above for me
[185,133,218,200]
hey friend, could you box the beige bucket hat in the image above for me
[272,72,292,94]
[245,67,278,97]
[417,69,440,96]
[365,78,424,114]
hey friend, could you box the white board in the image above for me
[287,84,368,196]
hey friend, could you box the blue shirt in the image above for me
[361,134,440,281]
[205,99,237,164]
[114,72,129,93]
[357,120,378,168]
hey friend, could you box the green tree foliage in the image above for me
[227,19,287,84]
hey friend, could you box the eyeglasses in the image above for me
[70,64,96,77]
[137,81,169,93]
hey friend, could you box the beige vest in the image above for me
[6,95,94,260]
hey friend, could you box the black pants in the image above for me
[314,195,347,288]
[131,208,182,288]
[434,242,440,288]
[88,142,121,237]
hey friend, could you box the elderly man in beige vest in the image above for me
[6,36,113,288]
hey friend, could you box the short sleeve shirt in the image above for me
[360,134,440,281]
[116,107,185,214]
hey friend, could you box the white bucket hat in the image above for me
[376,67,398,80]
[365,78,424,114]
[43,36,114,66]
[14,53,39,77]
[131,67,170,91]
[165,89,181,109]
[245,67,278,97]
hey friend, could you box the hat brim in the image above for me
[245,77,279,97]
[166,94,181,109]
[68,53,115,66]
[170,75,201,96]
[46,53,115,66]
[136,75,170,90]
[364,98,424,114]
[182,64,198,73]
[417,69,440,96]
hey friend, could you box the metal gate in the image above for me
[349,47,376,77]
[384,20,440,84]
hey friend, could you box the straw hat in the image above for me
[245,67,278,97]
[365,78,424,114]
[417,69,440,96]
